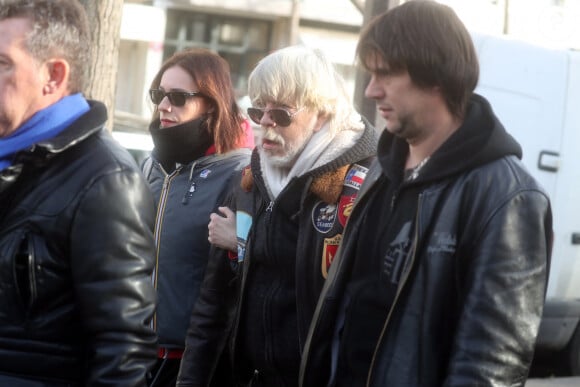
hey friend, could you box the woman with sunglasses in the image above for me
[142,47,253,387]
[177,45,379,387]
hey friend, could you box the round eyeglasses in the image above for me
[149,89,204,107]
[246,107,303,127]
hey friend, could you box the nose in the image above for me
[259,110,276,127]
[365,75,383,100]
[157,95,171,111]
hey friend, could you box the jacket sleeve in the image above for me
[176,244,238,387]
[445,188,552,386]
[70,168,157,386]
[177,181,240,387]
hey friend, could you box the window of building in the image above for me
[163,10,272,95]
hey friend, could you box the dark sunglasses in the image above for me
[246,107,303,127]
[149,89,203,107]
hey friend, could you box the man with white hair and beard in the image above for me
[176,45,378,387]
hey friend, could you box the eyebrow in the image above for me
[254,101,292,109]
[374,67,392,75]
[158,87,191,92]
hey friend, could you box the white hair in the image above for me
[248,45,364,135]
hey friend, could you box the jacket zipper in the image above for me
[151,164,183,331]
[390,190,398,210]
[15,235,37,319]
[366,192,423,387]
[181,162,198,205]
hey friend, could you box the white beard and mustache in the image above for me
[256,114,365,200]
[257,126,314,168]
[258,123,336,199]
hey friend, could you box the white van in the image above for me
[472,32,580,374]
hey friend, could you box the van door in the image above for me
[472,33,567,202]
[472,33,580,374]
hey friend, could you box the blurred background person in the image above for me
[0,0,157,385]
[142,47,253,386]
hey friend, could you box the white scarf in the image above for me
[260,122,362,199]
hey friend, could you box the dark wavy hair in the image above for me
[149,48,245,154]
[357,0,479,119]
[0,0,91,94]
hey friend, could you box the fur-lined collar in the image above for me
[242,164,350,204]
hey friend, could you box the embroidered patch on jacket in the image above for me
[338,194,356,227]
[344,163,369,190]
[236,211,252,262]
[322,234,342,278]
[200,169,211,178]
[312,201,337,234]
[427,232,457,254]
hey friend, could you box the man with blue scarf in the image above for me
[0,1,158,386]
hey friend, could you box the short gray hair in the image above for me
[0,0,91,93]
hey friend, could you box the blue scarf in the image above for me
[0,93,90,171]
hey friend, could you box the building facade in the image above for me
[114,0,577,132]
[115,0,363,131]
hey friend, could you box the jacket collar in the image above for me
[33,100,108,154]
[244,121,379,203]
[1,100,107,190]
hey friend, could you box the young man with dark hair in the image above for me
[300,1,553,386]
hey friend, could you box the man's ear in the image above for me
[313,111,330,132]
[42,59,70,95]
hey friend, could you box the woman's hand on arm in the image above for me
[208,206,237,252]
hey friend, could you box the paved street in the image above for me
[526,377,580,386]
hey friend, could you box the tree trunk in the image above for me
[78,0,123,131]
[353,0,392,127]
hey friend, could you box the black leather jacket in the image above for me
[300,95,553,386]
[0,101,157,386]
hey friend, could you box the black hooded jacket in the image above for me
[300,94,553,386]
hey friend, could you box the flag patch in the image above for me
[344,164,369,190]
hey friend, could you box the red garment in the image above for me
[240,118,255,149]
[204,118,255,156]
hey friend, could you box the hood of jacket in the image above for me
[378,93,522,185]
